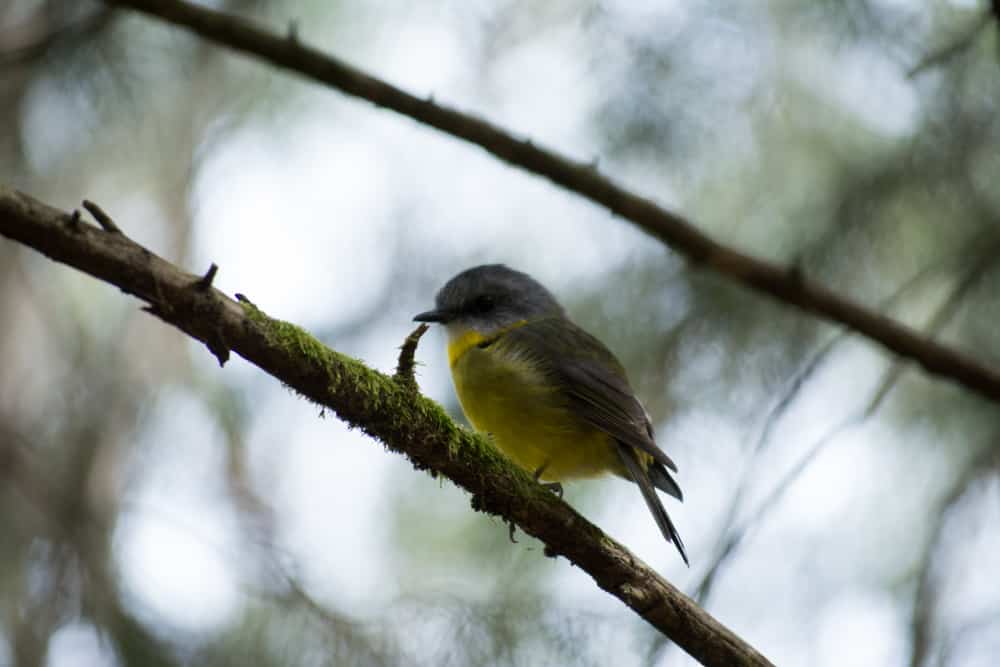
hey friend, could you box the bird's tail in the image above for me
[615,443,689,566]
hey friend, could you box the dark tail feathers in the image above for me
[616,443,688,566]
[648,463,683,501]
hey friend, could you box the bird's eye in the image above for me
[472,295,496,313]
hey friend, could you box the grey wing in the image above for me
[508,319,682,499]
[551,323,677,471]
[562,355,683,500]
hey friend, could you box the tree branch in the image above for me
[908,10,994,79]
[909,441,1000,667]
[102,0,1000,406]
[693,238,1000,605]
[0,185,774,667]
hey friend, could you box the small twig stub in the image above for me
[66,210,82,230]
[197,262,219,289]
[395,323,429,386]
[82,200,122,234]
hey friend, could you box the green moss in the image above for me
[238,298,539,503]
[241,299,370,384]
[241,301,443,426]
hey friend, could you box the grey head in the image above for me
[414,264,565,334]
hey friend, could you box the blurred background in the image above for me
[2,0,1000,665]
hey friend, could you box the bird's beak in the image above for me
[413,308,452,323]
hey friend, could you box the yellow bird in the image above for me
[415,264,687,565]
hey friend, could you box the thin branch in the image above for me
[865,241,1000,415]
[909,441,1000,667]
[695,417,864,605]
[0,186,774,667]
[197,262,219,289]
[82,199,122,234]
[692,242,999,604]
[102,0,1000,407]
[908,11,994,78]
[684,337,845,608]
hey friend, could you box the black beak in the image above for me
[413,309,452,323]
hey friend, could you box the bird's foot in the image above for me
[532,462,563,498]
[540,481,563,498]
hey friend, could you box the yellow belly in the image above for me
[448,332,621,481]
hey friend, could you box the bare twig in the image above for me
[197,262,219,289]
[692,242,1000,605]
[865,242,999,415]
[695,417,864,605]
[103,0,1000,405]
[82,199,122,234]
[0,186,774,667]
[66,209,82,230]
[909,441,1000,667]
[908,11,994,78]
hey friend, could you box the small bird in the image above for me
[414,264,687,565]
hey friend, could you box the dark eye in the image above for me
[472,294,496,313]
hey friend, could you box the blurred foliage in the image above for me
[2,0,1000,665]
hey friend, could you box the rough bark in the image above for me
[0,186,775,667]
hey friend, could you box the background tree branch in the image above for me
[0,185,774,667]
[102,0,1000,407]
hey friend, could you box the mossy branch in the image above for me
[0,186,773,667]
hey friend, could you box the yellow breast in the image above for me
[446,325,621,481]
[447,329,491,368]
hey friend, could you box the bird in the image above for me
[414,264,687,565]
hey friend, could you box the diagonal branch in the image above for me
[909,440,1000,667]
[908,10,995,78]
[693,237,1000,605]
[102,0,1000,406]
[0,185,773,667]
